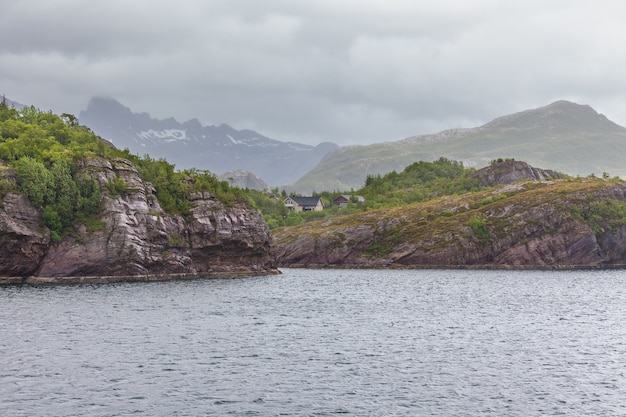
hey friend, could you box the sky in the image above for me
[2,0,626,146]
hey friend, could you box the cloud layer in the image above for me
[2,0,626,145]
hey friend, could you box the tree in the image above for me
[12,156,53,207]
[60,113,79,128]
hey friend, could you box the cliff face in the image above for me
[273,176,626,269]
[0,157,277,281]
[0,193,48,276]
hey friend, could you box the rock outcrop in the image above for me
[0,157,278,283]
[470,160,564,187]
[0,193,48,277]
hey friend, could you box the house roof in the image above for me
[333,195,365,202]
[288,196,323,206]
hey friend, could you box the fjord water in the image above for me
[2,269,626,416]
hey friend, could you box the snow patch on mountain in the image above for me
[288,143,312,151]
[138,129,188,141]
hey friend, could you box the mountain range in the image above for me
[9,96,626,193]
[290,100,626,192]
[78,97,338,186]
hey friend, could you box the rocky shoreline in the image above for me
[9,262,626,286]
[274,263,626,271]
[0,269,281,286]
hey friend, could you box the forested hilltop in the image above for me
[0,99,277,282]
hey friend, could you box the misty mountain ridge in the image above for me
[291,100,626,193]
[400,101,623,147]
[78,97,338,186]
[9,96,624,193]
[218,169,270,191]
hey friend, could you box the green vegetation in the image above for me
[252,157,481,229]
[365,225,400,258]
[167,232,187,248]
[0,98,247,243]
[571,198,626,234]
[361,157,480,208]
[490,157,516,165]
[105,176,127,196]
[469,215,490,242]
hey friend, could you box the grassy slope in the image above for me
[273,177,622,255]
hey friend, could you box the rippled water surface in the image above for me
[2,269,626,416]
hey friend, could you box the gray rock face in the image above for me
[471,160,564,187]
[0,157,277,280]
[0,193,48,276]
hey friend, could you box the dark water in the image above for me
[2,269,626,416]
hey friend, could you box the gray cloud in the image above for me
[2,0,626,145]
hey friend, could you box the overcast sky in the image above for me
[2,0,626,146]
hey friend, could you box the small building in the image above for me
[284,196,324,212]
[332,195,365,207]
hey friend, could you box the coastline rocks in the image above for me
[0,157,277,282]
[273,180,626,269]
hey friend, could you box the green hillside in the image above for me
[289,101,626,193]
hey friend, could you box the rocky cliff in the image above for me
[0,157,278,283]
[273,172,626,269]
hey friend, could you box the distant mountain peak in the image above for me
[78,96,338,186]
[481,100,622,133]
[291,100,626,192]
[88,96,122,105]
[85,96,130,113]
[546,99,588,108]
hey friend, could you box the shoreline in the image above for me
[5,262,626,285]
[0,269,282,286]
[275,263,626,271]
